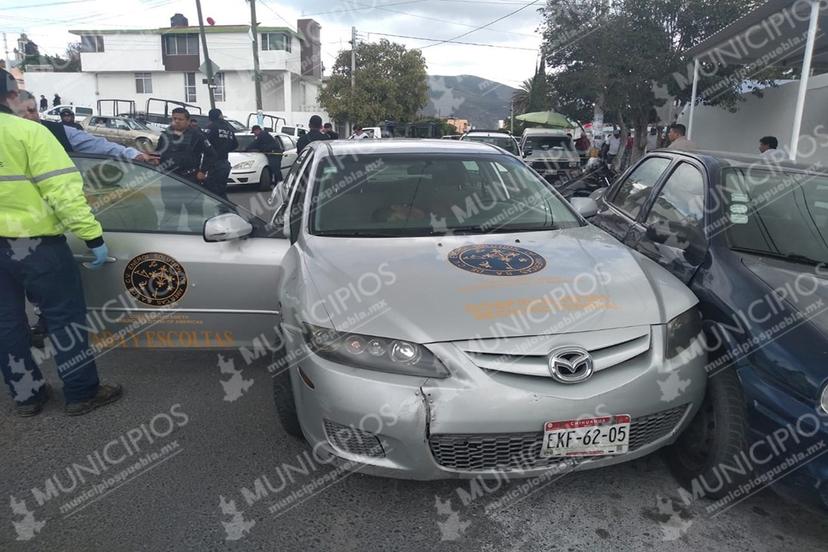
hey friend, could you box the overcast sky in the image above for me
[0,0,544,86]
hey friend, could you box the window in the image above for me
[611,157,671,219]
[646,163,705,228]
[80,35,104,53]
[262,32,291,52]
[213,72,225,102]
[310,154,581,237]
[278,136,296,151]
[135,72,153,94]
[184,73,197,103]
[75,158,228,234]
[75,107,93,116]
[164,34,199,56]
[723,168,828,263]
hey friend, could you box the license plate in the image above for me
[540,415,631,457]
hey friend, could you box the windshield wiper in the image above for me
[732,247,824,266]
[314,230,405,238]
[428,224,559,236]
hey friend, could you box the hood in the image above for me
[301,226,695,343]
[741,254,828,337]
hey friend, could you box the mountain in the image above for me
[422,75,516,129]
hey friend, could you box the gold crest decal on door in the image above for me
[123,252,188,306]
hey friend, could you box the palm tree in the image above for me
[512,78,535,115]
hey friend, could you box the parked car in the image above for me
[265,139,707,479]
[84,115,161,152]
[589,150,828,508]
[461,129,521,156]
[278,125,307,139]
[520,128,581,183]
[42,104,94,124]
[228,132,298,190]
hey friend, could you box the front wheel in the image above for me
[665,367,748,499]
[272,348,303,439]
[135,137,152,153]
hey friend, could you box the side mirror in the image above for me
[523,146,533,157]
[203,213,253,242]
[570,197,599,218]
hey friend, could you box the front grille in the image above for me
[323,419,385,458]
[428,405,688,471]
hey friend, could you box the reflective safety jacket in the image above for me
[0,109,103,247]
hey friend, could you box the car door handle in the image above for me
[73,254,117,263]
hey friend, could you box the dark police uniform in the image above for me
[204,120,238,200]
[296,129,330,155]
[156,126,217,225]
[245,130,282,187]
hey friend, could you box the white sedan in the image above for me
[228,133,298,190]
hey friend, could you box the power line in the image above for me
[421,0,541,49]
[1,0,97,10]
[365,31,538,51]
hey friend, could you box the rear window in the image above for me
[75,107,93,116]
[464,135,519,155]
[523,136,573,151]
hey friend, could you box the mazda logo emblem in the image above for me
[548,347,594,383]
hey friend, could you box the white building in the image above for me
[65,13,327,126]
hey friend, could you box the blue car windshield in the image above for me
[309,154,581,237]
[722,167,828,264]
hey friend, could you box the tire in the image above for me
[258,167,272,191]
[665,367,748,499]
[135,137,152,153]
[271,347,303,439]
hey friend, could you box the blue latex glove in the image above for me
[89,244,109,269]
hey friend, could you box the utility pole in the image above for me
[2,33,8,69]
[349,26,357,136]
[248,0,263,111]
[195,0,216,109]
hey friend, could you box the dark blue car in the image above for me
[588,150,828,510]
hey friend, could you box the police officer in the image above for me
[245,125,281,188]
[296,115,330,154]
[204,108,237,200]
[0,69,122,417]
[156,108,217,226]
[59,108,83,130]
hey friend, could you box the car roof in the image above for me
[307,138,503,155]
[522,128,570,136]
[650,148,828,174]
[464,131,515,138]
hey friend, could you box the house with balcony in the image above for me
[68,13,326,126]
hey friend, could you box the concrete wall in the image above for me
[21,72,97,108]
[82,34,164,72]
[679,73,828,165]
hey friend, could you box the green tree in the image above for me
[542,0,771,165]
[319,39,428,126]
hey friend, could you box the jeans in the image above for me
[0,236,100,404]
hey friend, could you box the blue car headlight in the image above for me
[666,308,702,359]
[303,323,450,378]
[821,384,828,415]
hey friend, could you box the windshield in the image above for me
[75,107,93,116]
[235,135,255,151]
[464,135,519,155]
[227,119,247,131]
[722,167,828,264]
[524,136,574,151]
[310,154,581,237]
[124,118,150,131]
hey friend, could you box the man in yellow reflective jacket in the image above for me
[0,69,122,417]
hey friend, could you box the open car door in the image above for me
[67,153,290,350]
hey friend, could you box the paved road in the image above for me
[2,350,827,551]
[2,187,826,551]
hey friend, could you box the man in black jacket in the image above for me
[246,125,281,187]
[296,115,329,154]
[156,108,217,226]
[204,108,237,200]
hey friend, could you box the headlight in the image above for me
[233,160,255,170]
[569,161,579,168]
[665,308,702,359]
[303,323,449,378]
[820,384,828,414]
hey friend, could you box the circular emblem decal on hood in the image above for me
[124,252,188,306]
[447,245,546,276]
